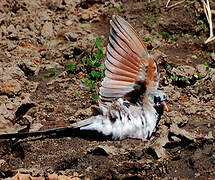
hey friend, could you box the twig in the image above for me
[166,0,171,7]
[202,0,215,43]
[166,0,185,9]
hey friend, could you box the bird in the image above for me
[0,15,168,140]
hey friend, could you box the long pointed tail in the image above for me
[0,116,99,140]
[0,125,75,139]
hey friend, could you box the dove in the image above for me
[0,15,168,140]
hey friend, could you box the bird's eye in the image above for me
[163,94,166,100]
[154,96,161,103]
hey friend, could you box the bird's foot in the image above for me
[129,136,148,141]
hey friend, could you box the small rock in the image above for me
[205,131,213,139]
[6,102,14,110]
[65,19,73,26]
[0,159,6,165]
[7,24,19,40]
[171,65,195,77]
[98,145,117,155]
[64,32,78,41]
[41,22,54,39]
[170,124,197,141]
[0,79,21,96]
[196,64,208,78]
[0,103,7,115]
[88,147,109,156]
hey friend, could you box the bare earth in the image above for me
[0,0,215,179]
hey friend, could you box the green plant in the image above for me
[184,33,191,39]
[91,93,99,99]
[44,67,57,78]
[184,5,190,9]
[116,6,123,13]
[143,16,156,27]
[75,92,81,97]
[197,20,206,30]
[81,38,105,97]
[193,70,202,79]
[82,77,95,91]
[181,77,189,82]
[170,75,179,81]
[91,70,100,79]
[161,1,166,6]
[143,36,155,42]
[171,34,179,41]
[203,62,211,73]
[166,66,173,72]
[82,38,105,69]
[66,63,76,73]
[161,32,170,40]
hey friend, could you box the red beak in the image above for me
[161,101,168,111]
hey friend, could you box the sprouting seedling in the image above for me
[143,16,156,27]
[66,63,76,74]
[91,70,100,79]
[143,36,155,43]
[166,66,173,72]
[116,6,123,13]
[181,77,189,82]
[184,33,191,39]
[161,32,170,40]
[44,67,57,78]
[75,92,81,97]
[197,20,206,30]
[203,62,211,73]
[82,77,96,91]
[170,75,179,81]
[81,38,105,98]
[91,93,99,99]
[171,34,179,41]
[193,70,202,79]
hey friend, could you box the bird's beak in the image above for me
[161,101,168,111]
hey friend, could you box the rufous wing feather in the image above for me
[99,15,160,102]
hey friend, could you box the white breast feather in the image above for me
[80,98,157,140]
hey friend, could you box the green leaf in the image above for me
[67,63,76,71]
[184,33,190,38]
[205,66,211,73]
[116,6,123,13]
[49,68,57,73]
[82,77,91,84]
[89,82,95,89]
[91,93,99,99]
[94,38,103,52]
[91,70,100,78]
[143,36,155,42]
[143,17,156,27]
[182,77,189,82]
[171,75,178,81]
[161,32,170,39]
[98,63,105,70]
[167,66,172,71]
[75,92,81,97]
[43,74,50,78]
[171,34,179,41]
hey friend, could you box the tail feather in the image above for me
[0,116,100,140]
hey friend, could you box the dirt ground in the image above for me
[0,0,215,179]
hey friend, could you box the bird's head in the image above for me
[148,90,168,112]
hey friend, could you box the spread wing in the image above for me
[99,15,160,102]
